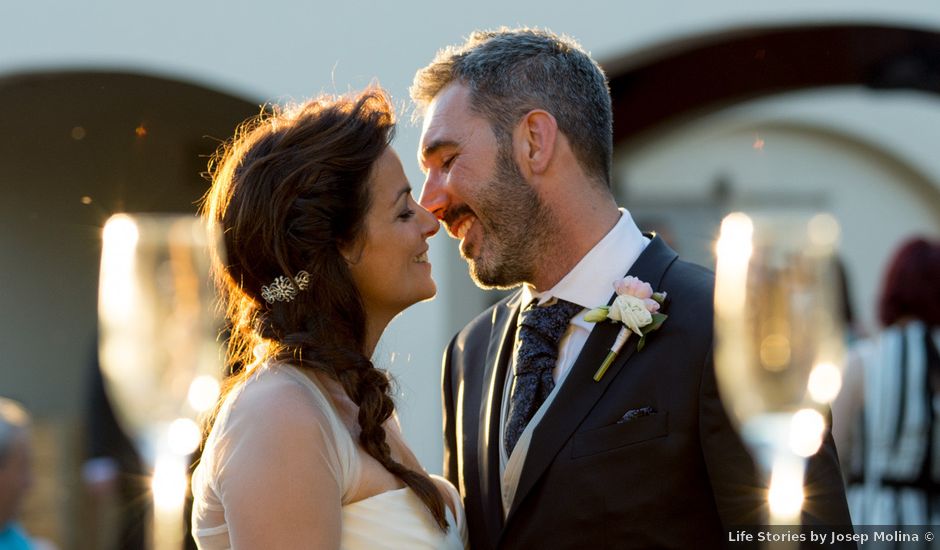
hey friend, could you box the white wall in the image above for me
[3,0,940,472]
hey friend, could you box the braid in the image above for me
[337,356,449,531]
[274,341,450,532]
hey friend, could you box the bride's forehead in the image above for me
[368,149,409,203]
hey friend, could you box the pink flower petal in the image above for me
[613,278,630,295]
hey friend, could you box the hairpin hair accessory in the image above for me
[261,270,310,304]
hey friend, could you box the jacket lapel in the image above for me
[505,236,678,522]
[478,291,524,544]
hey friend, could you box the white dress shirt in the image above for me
[498,208,649,513]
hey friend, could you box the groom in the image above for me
[412,28,852,549]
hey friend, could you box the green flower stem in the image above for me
[593,327,631,382]
[593,350,618,382]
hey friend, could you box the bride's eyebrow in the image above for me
[391,185,412,206]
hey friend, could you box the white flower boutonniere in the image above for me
[584,276,668,382]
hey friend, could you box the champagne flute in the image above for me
[98,213,225,550]
[714,211,845,533]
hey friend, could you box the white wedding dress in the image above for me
[191,363,467,549]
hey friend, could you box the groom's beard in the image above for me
[463,150,555,290]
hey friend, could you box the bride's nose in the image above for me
[419,206,440,239]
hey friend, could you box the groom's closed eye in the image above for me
[419,139,460,172]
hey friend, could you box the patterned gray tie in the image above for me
[504,298,583,455]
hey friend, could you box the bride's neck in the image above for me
[362,311,393,359]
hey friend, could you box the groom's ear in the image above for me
[514,109,557,178]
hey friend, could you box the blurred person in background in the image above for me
[832,236,940,524]
[0,398,56,550]
[835,255,868,345]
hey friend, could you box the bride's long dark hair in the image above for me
[202,88,448,531]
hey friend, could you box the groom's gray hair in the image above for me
[0,398,30,465]
[411,27,613,187]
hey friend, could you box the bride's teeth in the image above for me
[414,251,428,263]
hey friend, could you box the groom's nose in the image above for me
[419,173,448,220]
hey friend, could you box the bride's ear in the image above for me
[339,240,363,266]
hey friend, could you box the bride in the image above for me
[191,88,467,549]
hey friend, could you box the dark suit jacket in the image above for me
[441,236,853,549]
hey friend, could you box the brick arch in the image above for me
[606,24,940,145]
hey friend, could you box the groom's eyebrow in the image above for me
[419,139,459,169]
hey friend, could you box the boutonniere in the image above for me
[584,276,668,382]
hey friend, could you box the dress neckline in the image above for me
[344,486,411,506]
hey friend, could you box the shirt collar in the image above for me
[520,208,649,310]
